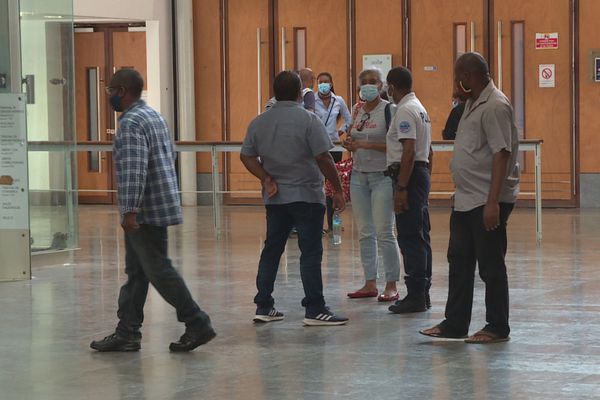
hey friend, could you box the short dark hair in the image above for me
[456,52,490,77]
[386,66,412,91]
[273,70,301,101]
[112,68,144,98]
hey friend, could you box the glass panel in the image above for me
[295,28,306,70]
[87,67,99,172]
[512,22,525,139]
[20,0,78,252]
[455,24,467,60]
[512,22,525,169]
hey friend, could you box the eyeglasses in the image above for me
[104,86,123,95]
[355,112,371,132]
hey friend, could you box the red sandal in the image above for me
[347,289,378,299]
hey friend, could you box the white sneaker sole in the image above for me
[303,318,348,326]
[253,315,285,323]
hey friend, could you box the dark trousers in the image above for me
[326,151,343,230]
[116,224,211,338]
[440,203,514,338]
[395,165,431,297]
[255,202,326,313]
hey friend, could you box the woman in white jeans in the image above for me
[343,68,402,302]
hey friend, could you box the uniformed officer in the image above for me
[385,66,433,314]
[420,53,520,343]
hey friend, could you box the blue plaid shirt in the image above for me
[113,100,183,226]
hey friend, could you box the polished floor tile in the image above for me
[1,206,600,399]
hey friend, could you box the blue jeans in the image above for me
[116,225,212,338]
[254,202,326,313]
[395,165,432,297]
[350,171,401,282]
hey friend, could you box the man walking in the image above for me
[420,53,520,343]
[90,69,215,352]
[241,70,348,326]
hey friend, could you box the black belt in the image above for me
[414,161,429,168]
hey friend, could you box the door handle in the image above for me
[257,27,262,115]
[281,27,286,71]
[497,20,503,91]
[22,74,35,104]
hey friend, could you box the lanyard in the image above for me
[324,97,337,127]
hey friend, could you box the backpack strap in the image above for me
[384,102,392,131]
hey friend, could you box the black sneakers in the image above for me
[169,326,217,352]
[388,295,427,314]
[303,307,349,326]
[90,333,141,352]
[253,308,285,323]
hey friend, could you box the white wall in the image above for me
[73,0,174,129]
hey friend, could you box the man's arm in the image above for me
[394,139,416,213]
[428,145,434,175]
[315,152,346,212]
[484,150,511,231]
[115,122,148,232]
[240,154,278,198]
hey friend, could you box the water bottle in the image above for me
[332,211,342,245]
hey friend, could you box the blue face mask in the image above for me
[360,84,379,102]
[318,82,332,95]
[110,94,123,112]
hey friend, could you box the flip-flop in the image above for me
[464,330,510,344]
[347,290,378,299]
[377,293,400,302]
[419,325,468,339]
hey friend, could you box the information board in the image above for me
[0,94,28,229]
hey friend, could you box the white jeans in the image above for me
[350,171,401,282]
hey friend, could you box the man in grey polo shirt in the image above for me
[421,53,519,343]
[240,70,348,326]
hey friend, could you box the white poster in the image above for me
[362,54,393,80]
[539,64,556,88]
[0,94,29,229]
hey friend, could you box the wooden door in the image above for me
[493,0,574,202]
[74,32,112,204]
[410,0,486,199]
[277,0,350,102]
[355,0,403,98]
[226,0,271,203]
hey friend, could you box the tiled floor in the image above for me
[1,205,600,399]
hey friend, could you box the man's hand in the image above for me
[483,202,500,231]
[332,191,346,212]
[394,190,409,214]
[262,175,278,199]
[122,212,140,233]
[342,137,358,152]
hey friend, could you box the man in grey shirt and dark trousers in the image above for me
[421,53,520,343]
[241,71,349,326]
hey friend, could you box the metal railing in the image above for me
[28,139,543,244]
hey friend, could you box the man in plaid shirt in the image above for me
[90,69,215,353]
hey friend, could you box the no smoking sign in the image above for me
[539,64,556,88]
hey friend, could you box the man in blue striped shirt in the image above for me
[90,69,215,353]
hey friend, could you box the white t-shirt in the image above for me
[386,92,432,166]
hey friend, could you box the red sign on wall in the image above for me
[536,33,559,50]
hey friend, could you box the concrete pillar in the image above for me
[175,0,197,206]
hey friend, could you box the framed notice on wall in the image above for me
[362,54,393,80]
[0,93,30,281]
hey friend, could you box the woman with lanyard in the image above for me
[343,68,402,302]
[315,72,352,233]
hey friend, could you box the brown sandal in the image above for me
[419,324,468,339]
[464,330,510,344]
